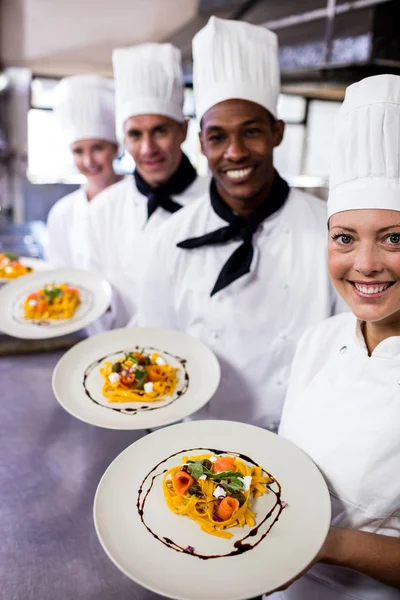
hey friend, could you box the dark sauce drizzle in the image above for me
[83,346,189,416]
[137,447,284,559]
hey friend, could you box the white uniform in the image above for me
[134,188,339,429]
[46,188,90,269]
[47,74,118,272]
[87,173,209,328]
[274,312,400,600]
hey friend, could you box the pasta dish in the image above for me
[23,283,81,320]
[100,350,179,403]
[163,453,272,539]
[0,252,33,279]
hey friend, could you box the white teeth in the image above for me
[225,167,253,180]
[354,283,391,294]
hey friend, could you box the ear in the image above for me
[272,120,285,148]
[111,142,120,158]
[180,118,189,142]
[199,128,206,156]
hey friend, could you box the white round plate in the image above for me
[0,256,52,284]
[94,420,331,600]
[53,327,221,430]
[0,268,112,339]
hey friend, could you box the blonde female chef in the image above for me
[268,74,400,599]
[46,74,122,269]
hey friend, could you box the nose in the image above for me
[140,134,157,157]
[353,242,384,276]
[82,152,96,169]
[223,134,249,163]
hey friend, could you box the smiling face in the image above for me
[70,139,118,185]
[199,99,284,214]
[328,209,400,327]
[124,114,188,187]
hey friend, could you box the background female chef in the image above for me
[271,74,400,600]
[46,74,121,269]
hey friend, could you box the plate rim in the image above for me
[0,256,52,283]
[93,420,331,600]
[0,267,112,339]
[52,327,221,430]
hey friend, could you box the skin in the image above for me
[329,209,400,354]
[268,528,400,594]
[70,139,121,201]
[199,99,284,217]
[268,208,400,595]
[123,114,188,187]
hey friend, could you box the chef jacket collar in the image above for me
[353,320,400,358]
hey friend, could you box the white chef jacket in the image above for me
[273,312,400,600]
[133,188,340,429]
[86,173,209,329]
[46,187,91,269]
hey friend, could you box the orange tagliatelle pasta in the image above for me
[23,283,80,321]
[163,453,272,539]
[0,252,33,279]
[100,350,179,403]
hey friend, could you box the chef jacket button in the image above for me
[279,333,287,341]
[276,380,282,386]
[339,346,347,354]
[211,330,221,340]
[282,283,289,290]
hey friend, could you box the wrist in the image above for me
[319,527,349,566]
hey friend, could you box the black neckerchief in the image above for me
[177,170,290,296]
[134,152,197,220]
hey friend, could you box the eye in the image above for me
[208,134,224,143]
[127,131,140,140]
[331,233,353,245]
[154,127,168,137]
[245,128,262,136]
[385,233,400,245]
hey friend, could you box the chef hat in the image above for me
[192,16,280,123]
[53,74,117,147]
[328,74,400,218]
[112,43,184,140]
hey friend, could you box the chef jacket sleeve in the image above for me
[84,199,131,331]
[45,202,71,267]
[278,327,316,438]
[130,226,180,330]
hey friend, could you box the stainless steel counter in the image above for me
[0,351,165,599]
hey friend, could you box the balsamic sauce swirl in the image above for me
[137,447,284,559]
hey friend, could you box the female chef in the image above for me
[270,74,400,599]
[46,74,121,268]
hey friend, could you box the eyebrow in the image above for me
[126,124,169,136]
[205,118,264,134]
[331,224,400,233]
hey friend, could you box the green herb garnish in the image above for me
[4,252,17,260]
[43,287,63,301]
[124,353,139,364]
[186,461,245,494]
[134,369,146,381]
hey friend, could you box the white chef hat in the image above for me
[328,74,400,218]
[53,74,117,147]
[112,43,184,140]
[192,16,280,123]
